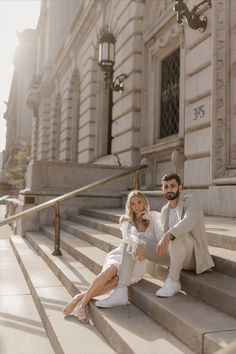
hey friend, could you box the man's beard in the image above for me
[165,188,180,201]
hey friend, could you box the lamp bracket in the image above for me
[110,74,128,92]
[173,0,212,32]
[102,69,127,92]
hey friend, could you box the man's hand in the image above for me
[135,243,145,261]
[156,233,174,255]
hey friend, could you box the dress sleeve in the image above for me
[120,221,144,256]
[120,220,132,243]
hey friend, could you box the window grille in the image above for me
[160,48,180,138]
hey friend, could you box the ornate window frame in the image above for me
[143,21,185,151]
[140,17,185,188]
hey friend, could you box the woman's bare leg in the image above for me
[77,265,118,323]
[63,265,118,317]
[94,275,119,296]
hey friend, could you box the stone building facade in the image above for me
[4,0,236,219]
[1,29,37,196]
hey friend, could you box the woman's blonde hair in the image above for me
[125,190,150,223]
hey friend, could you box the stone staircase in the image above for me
[9,208,236,354]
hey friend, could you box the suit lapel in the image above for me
[177,196,185,220]
[161,195,185,231]
[161,204,170,232]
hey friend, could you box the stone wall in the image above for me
[27,0,145,167]
[3,29,37,171]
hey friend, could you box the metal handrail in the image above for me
[0,164,147,254]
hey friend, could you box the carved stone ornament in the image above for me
[147,22,183,55]
[26,92,40,118]
[212,0,236,180]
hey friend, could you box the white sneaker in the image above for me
[95,288,128,307]
[155,276,180,297]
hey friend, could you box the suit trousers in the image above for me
[118,235,196,287]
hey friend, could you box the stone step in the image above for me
[10,235,115,354]
[65,210,236,277]
[180,270,236,317]
[23,231,194,354]
[208,246,236,278]
[145,259,236,318]
[205,216,236,251]
[80,208,123,224]
[76,210,236,277]
[64,214,236,299]
[0,238,54,354]
[60,219,120,253]
[69,214,122,239]
[131,276,236,354]
[80,208,236,251]
[59,220,236,318]
[207,232,236,251]
[25,229,236,354]
[41,225,106,275]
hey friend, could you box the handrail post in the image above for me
[134,169,139,190]
[52,202,62,256]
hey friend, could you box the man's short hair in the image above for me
[161,172,181,186]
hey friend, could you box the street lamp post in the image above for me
[98,30,127,93]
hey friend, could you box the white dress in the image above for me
[102,211,163,284]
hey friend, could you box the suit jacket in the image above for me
[160,194,214,274]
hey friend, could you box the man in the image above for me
[95,172,214,307]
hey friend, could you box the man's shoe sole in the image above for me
[155,288,180,297]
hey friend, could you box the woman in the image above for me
[63,190,162,323]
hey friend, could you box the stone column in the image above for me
[26,77,41,160]
[171,150,185,184]
[38,88,52,160]
[140,156,154,190]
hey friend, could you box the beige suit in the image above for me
[161,193,214,274]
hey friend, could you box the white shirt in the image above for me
[168,207,178,229]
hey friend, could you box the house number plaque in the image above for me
[193,104,205,120]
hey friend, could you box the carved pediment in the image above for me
[147,22,184,56]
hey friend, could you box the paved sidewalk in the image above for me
[0,205,54,354]
[0,205,12,239]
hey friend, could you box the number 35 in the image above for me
[193,105,205,120]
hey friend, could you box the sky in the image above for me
[0,0,41,153]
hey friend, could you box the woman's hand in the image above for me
[136,211,146,219]
[119,216,130,223]
[135,244,145,261]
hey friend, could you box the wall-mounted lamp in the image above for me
[98,30,127,92]
[173,0,212,32]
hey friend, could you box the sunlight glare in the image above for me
[0,0,41,154]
